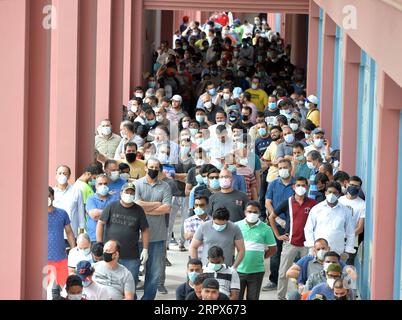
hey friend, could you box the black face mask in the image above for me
[335,295,348,300]
[103,252,114,263]
[147,168,159,179]
[242,115,249,122]
[126,153,137,163]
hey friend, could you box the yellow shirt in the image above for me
[307,108,320,127]
[245,88,268,112]
[118,159,146,179]
[262,142,279,182]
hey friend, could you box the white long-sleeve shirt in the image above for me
[304,200,355,255]
[53,184,85,238]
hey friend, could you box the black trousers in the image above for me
[238,272,265,300]
[259,170,269,220]
[269,225,284,285]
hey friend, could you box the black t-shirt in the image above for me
[205,106,225,124]
[186,166,197,187]
[263,108,280,118]
[255,137,272,157]
[295,130,305,142]
[241,121,254,130]
[174,158,196,197]
[176,282,194,300]
[185,291,230,300]
[100,201,149,259]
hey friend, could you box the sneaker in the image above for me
[166,258,172,267]
[261,281,277,291]
[178,245,187,252]
[158,285,168,294]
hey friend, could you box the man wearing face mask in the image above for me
[304,182,356,257]
[338,176,366,265]
[114,121,137,160]
[86,174,119,243]
[240,106,254,129]
[92,240,135,300]
[245,76,268,112]
[305,94,320,127]
[291,142,311,179]
[73,261,110,300]
[190,207,245,269]
[268,177,317,299]
[209,169,249,222]
[305,150,323,201]
[261,125,284,185]
[96,183,149,294]
[307,263,354,300]
[196,81,219,109]
[67,233,93,275]
[134,158,172,300]
[95,119,122,159]
[304,128,332,162]
[262,159,295,291]
[175,259,204,300]
[235,201,277,300]
[203,246,241,300]
[264,94,280,125]
[119,142,146,180]
[276,125,297,163]
[103,160,126,194]
[208,110,232,139]
[53,165,85,239]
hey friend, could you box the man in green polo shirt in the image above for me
[235,201,277,300]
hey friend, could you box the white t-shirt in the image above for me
[68,247,93,269]
[338,195,366,247]
[304,144,333,160]
[82,281,111,300]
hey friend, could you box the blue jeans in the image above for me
[119,258,141,288]
[139,240,165,300]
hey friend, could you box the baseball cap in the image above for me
[202,278,220,290]
[305,95,319,105]
[76,260,94,280]
[171,94,182,103]
[312,127,325,135]
[121,182,136,193]
[232,87,243,99]
[326,263,342,273]
[227,104,240,112]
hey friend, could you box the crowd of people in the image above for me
[47,13,364,301]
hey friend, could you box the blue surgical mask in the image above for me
[194,207,205,216]
[209,262,223,271]
[208,88,216,96]
[314,138,324,148]
[296,155,305,161]
[209,178,220,189]
[347,185,360,197]
[147,119,156,126]
[284,134,295,144]
[189,128,198,136]
[196,174,204,184]
[82,280,91,287]
[180,146,190,156]
[97,185,109,196]
[212,222,226,232]
[202,176,209,185]
[305,133,310,140]
[258,128,267,136]
[268,102,277,110]
[89,179,96,187]
[196,115,205,123]
[188,271,200,283]
[148,81,156,88]
[228,164,237,173]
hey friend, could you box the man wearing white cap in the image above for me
[305,95,320,127]
[167,94,186,123]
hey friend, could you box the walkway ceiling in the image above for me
[144,0,309,14]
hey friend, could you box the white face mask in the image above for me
[120,173,130,181]
[195,159,205,166]
[204,101,212,109]
[135,93,144,98]
[48,197,52,207]
[120,130,127,139]
[223,93,230,100]
[121,193,135,204]
[289,123,299,131]
[156,115,164,122]
[239,158,248,166]
[80,248,91,256]
[216,121,226,126]
[101,126,112,136]
[251,84,258,90]
[246,213,259,224]
[326,193,338,204]
[295,186,306,196]
[278,168,290,179]
[57,175,68,185]
[327,278,336,289]
[109,171,120,182]
[68,293,82,300]
[307,162,315,170]
[323,261,332,271]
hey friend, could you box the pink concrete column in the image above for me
[130,0,144,89]
[290,14,308,70]
[0,0,50,299]
[319,13,336,140]
[48,0,80,182]
[76,0,97,174]
[306,0,320,95]
[25,0,52,299]
[161,10,174,43]
[371,71,402,299]
[284,14,293,46]
[95,0,112,127]
[267,13,276,30]
[109,0,125,128]
[339,35,360,174]
[122,0,132,104]
[280,13,286,38]
[173,10,185,31]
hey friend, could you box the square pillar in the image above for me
[339,35,360,174]
[306,0,320,94]
[130,0,144,89]
[371,71,402,299]
[319,13,336,139]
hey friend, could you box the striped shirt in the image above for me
[203,265,240,296]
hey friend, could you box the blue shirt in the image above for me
[48,207,70,261]
[266,177,295,207]
[108,178,125,195]
[307,169,319,200]
[255,137,272,158]
[233,172,247,193]
[296,255,346,284]
[85,193,119,241]
[307,282,354,300]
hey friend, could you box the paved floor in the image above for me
[137,212,281,300]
